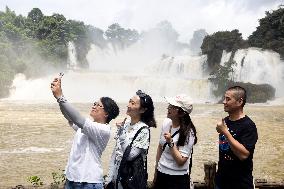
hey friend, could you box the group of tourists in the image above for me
[50,75,258,189]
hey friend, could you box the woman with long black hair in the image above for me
[153,94,197,189]
[105,90,156,189]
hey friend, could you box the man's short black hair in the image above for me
[227,86,247,107]
[101,97,119,124]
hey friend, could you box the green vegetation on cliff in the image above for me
[201,29,246,72]
[202,6,283,102]
[248,6,284,58]
[0,7,94,97]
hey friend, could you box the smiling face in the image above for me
[127,95,144,118]
[223,90,243,114]
[89,99,108,123]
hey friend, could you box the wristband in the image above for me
[168,140,174,148]
[57,96,67,103]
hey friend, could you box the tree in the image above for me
[141,20,179,45]
[105,23,139,50]
[248,6,284,58]
[27,8,43,24]
[87,25,107,48]
[155,21,179,43]
[201,29,246,71]
[0,7,96,97]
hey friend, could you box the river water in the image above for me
[0,101,283,187]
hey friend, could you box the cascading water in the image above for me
[85,43,214,103]
[67,41,78,70]
[6,43,214,103]
[5,45,284,104]
[220,47,284,97]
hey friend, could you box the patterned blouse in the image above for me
[105,118,150,187]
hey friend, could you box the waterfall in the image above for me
[6,71,214,103]
[68,41,78,70]
[150,55,207,79]
[6,43,214,103]
[5,45,284,104]
[221,47,284,97]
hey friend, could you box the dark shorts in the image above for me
[65,179,103,189]
[154,171,190,189]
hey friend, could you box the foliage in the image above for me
[141,20,179,45]
[201,29,246,71]
[105,23,139,51]
[0,61,15,97]
[208,56,236,97]
[154,21,179,43]
[51,169,66,189]
[87,25,107,48]
[201,6,283,101]
[248,6,284,58]
[27,176,43,187]
[0,7,94,97]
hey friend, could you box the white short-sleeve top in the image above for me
[157,118,195,175]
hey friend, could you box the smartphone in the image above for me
[59,72,64,78]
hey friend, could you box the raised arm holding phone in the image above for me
[50,74,119,189]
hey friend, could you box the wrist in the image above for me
[57,95,67,103]
[223,129,231,138]
[168,140,174,148]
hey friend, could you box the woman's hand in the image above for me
[163,132,172,143]
[51,77,63,99]
[116,117,127,128]
[152,167,158,188]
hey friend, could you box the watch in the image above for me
[168,141,174,148]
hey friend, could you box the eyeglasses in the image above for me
[93,102,104,109]
[167,104,179,110]
[136,90,147,103]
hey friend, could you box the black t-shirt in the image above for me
[215,115,258,189]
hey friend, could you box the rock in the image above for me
[227,82,275,103]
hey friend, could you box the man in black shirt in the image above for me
[215,86,258,189]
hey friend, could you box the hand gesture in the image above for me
[216,118,228,134]
[116,117,127,128]
[50,77,63,99]
[164,125,173,143]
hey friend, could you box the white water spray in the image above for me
[5,45,284,104]
[67,41,78,70]
[221,47,284,97]
[6,42,214,103]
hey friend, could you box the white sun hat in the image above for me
[165,94,193,114]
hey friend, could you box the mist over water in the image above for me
[221,47,284,98]
[5,42,284,104]
[67,41,78,70]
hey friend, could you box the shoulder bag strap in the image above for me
[162,129,180,151]
[188,148,193,175]
[129,126,149,147]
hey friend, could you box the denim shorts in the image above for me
[65,179,103,189]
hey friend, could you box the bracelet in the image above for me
[168,141,174,148]
[57,96,67,103]
[168,142,174,148]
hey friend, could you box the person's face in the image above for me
[167,104,180,120]
[127,95,144,118]
[223,90,243,113]
[90,100,108,123]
